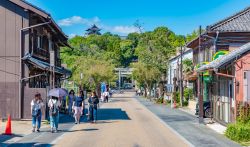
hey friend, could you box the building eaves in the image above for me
[9,0,68,39]
[197,42,250,72]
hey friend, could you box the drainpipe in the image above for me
[19,21,51,119]
[214,31,219,53]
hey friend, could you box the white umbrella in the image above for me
[48,88,68,97]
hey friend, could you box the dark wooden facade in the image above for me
[0,0,70,119]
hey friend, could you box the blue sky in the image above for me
[26,0,250,37]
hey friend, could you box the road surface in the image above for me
[53,92,188,147]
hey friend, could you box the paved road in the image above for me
[2,92,241,147]
[136,96,241,147]
[53,92,188,147]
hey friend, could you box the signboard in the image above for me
[195,62,209,76]
[50,51,55,67]
[165,84,174,93]
[213,50,229,61]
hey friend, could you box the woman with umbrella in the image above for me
[48,88,67,133]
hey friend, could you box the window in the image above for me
[29,75,48,88]
[37,36,42,48]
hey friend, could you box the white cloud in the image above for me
[58,16,140,35]
[68,33,77,38]
[112,26,139,34]
[58,16,100,26]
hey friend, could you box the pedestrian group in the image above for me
[30,89,106,133]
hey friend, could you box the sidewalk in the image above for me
[179,107,227,135]
[0,114,75,147]
[0,120,49,145]
[136,96,241,147]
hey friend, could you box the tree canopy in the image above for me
[61,26,199,91]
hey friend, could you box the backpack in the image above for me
[50,101,59,116]
[32,103,41,117]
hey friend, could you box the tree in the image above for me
[186,28,205,42]
[132,62,161,98]
[71,56,116,92]
[182,58,193,73]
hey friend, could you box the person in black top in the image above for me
[88,91,99,123]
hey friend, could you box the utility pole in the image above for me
[180,46,183,107]
[198,25,204,123]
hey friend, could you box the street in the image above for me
[1,92,241,147]
[53,92,188,147]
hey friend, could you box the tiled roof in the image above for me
[207,6,250,32]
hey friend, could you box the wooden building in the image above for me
[0,0,71,119]
[197,43,250,124]
[187,6,250,125]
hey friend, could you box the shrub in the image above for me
[184,88,193,101]
[225,123,250,142]
[156,97,164,104]
[183,100,189,106]
[174,91,180,103]
[225,103,250,143]
[237,105,250,124]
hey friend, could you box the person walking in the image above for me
[48,96,61,133]
[31,93,44,132]
[104,90,109,103]
[80,90,85,116]
[88,92,99,123]
[72,91,84,124]
[68,90,75,116]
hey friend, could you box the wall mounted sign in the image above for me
[212,50,229,61]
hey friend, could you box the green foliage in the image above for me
[225,123,250,142]
[164,99,171,105]
[135,27,180,73]
[237,105,250,124]
[71,56,116,91]
[184,88,193,101]
[156,97,164,104]
[186,28,205,42]
[182,59,193,73]
[174,91,180,103]
[225,104,250,143]
[61,26,200,92]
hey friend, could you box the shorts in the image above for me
[73,106,82,116]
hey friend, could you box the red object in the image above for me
[174,100,176,108]
[4,115,12,135]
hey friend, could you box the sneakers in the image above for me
[54,129,58,133]
[32,128,35,132]
[37,129,40,132]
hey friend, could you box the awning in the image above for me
[22,53,71,77]
[197,42,250,72]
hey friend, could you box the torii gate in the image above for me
[114,68,134,89]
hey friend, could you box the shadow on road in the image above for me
[61,128,99,133]
[0,134,23,145]
[3,142,51,147]
[97,108,130,120]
